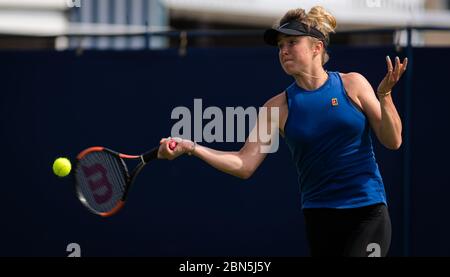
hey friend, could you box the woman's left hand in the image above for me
[377,56,408,94]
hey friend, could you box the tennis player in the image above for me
[158,6,407,257]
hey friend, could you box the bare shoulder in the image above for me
[339,72,370,88]
[264,91,287,108]
[262,91,289,136]
[339,72,375,99]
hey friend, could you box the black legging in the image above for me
[303,203,391,257]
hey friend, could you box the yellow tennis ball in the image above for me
[53,157,72,177]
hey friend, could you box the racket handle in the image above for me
[142,148,158,163]
[169,140,177,150]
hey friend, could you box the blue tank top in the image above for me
[284,71,387,209]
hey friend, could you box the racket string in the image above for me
[75,151,127,214]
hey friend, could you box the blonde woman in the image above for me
[158,6,407,257]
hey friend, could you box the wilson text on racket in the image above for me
[179,260,271,274]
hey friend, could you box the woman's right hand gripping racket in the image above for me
[73,141,177,217]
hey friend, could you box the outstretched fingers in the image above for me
[385,56,394,84]
[393,56,408,81]
[399,57,408,79]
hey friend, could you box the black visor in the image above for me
[264,20,328,47]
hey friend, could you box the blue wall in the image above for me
[0,47,448,256]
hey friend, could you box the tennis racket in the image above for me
[73,141,177,217]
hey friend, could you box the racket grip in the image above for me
[169,140,177,150]
[142,148,158,163]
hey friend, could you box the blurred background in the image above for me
[1,0,450,257]
[1,0,450,50]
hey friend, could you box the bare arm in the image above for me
[190,136,267,179]
[348,57,407,150]
[158,96,284,179]
[377,92,403,149]
[376,56,408,149]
